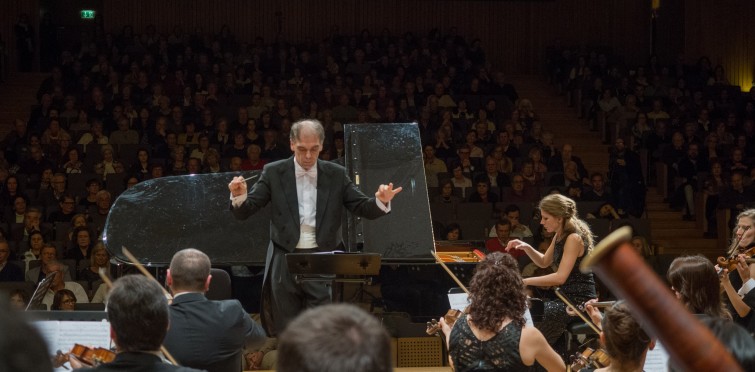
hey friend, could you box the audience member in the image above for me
[26,245,71,283]
[0,239,23,281]
[41,261,88,310]
[50,288,77,311]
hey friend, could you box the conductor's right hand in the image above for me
[228,176,247,197]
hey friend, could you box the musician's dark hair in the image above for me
[699,316,755,371]
[169,248,211,292]
[601,301,651,367]
[277,303,391,372]
[667,255,731,320]
[0,297,53,372]
[107,275,169,352]
[290,119,325,144]
[468,251,527,332]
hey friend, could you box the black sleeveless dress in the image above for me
[449,314,531,372]
[537,235,597,345]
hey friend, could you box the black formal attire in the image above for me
[0,261,24,281]
[163,292,265,372]
[230,157,389,335]
[73,352,204,372]
[449,314,530,372]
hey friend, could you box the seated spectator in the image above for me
[128,148,152,181]
[456,145,482,176]
[548,143,588,183]
[277,303,392,372]
[503,174,536,203]
[587,202,624,220]
[719,172,754,222]
[241,144,266,171]
[468,178,499,204]
[485,217,525,258]
[109,117,139,145]
[11,207,51,248]
[88,190,112,236]
[77,242,110,287]
[0,239,23,281]
[548,160,582,188]
[484,155,511,188]
[93,144,125,179]
[78,178,101,211]
[186,157,202,175]
[190,134,211,163]
[566,183,583,201]
[703,161,727,237]
[202,148,222,173]
[47,194,77,223]
[449,163,473,191]
[672,143,706,220]
[41,261,88,310]
[65,226,93,262]
[77,120,109,149]
[444,223,462,241]
[582,172,612,202]
[423,145,447,188]
[3,195,27,224]
[631,235,653,258]
[9,288,29,310]
[26,245,71,283]
[50,288,77,311]
[434,179,462,204]
[22,230,45,269]
[0,175,28,210]
[520,160,543,188]
[37,173,67,211]
[491,145,514,174]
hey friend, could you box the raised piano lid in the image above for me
[344,122,434,262]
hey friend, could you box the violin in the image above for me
[53,343,116,368]
[426,309,464,336]
[716,247,755,272]
[569,347,610,371]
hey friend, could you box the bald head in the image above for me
[168,248,211,292]
[290,119,325,145]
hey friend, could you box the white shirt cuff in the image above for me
[376,199,391,213]
[738,278,755,297]
[230,193,247,208]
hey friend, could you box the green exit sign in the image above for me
[80,10,96,19]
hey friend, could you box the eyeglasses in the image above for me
[62,299,77,304]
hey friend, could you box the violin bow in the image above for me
[114,248,180,366]
[430,250,469,294]
[554,287,602,334]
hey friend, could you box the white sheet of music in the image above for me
[643,341,670,372]
[447,293,534,327]
[32,320,111,372]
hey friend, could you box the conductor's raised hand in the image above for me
[505,239,532,253]
[228,176,247,197]
[376,183,403,204]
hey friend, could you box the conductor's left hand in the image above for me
[376,183,403,204]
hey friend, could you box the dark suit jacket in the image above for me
[163,292,265,372]
[0,261,24,281]
[74,352,205,372]
[231,157,387,252]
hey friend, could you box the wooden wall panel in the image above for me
[685,0,755,91]
[1,0,40,73]
[102,0,652,74]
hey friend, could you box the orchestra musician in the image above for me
[439,251,565,371]
[506,194,597,356]
[581,300,656,372]
[667,255,731,320]
[718,209,755,333]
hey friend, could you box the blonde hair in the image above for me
[728,209,755,255]
[538,194,594,252]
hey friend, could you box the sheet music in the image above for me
[643,341,669,372]
[447,293,534,327]
[32,320,111,372]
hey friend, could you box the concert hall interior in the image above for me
[1,0,755,371]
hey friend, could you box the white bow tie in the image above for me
[296,168,316,179]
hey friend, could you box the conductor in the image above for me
[228,119,402,335]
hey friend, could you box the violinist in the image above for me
[667,255,731,320]
[71,275,203,372]
[719,209,755,333]
[439,252,565,371]
[580,300,655,372]
[506,194,597,356]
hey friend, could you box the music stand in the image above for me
[27,272,56,310]
[286,251,381,302]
